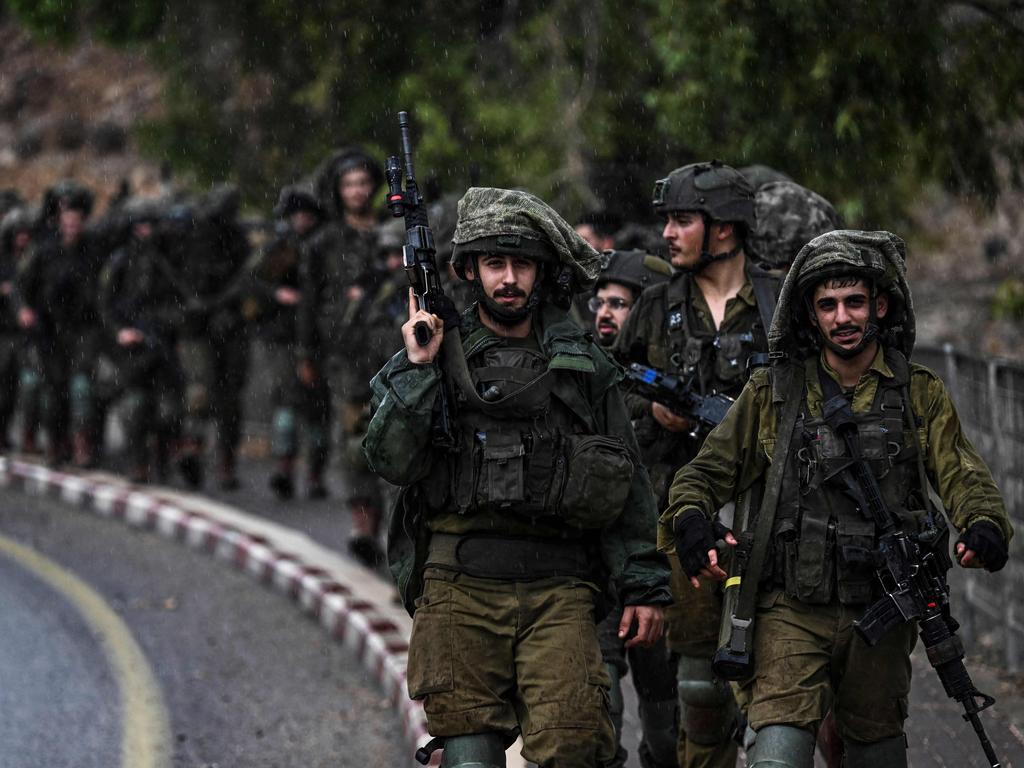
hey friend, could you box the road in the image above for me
[0,488,406,768]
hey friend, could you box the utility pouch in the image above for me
[477,431,527,508]
[714,333,747,385]
[682,336,704,376]
[560,434,634,528]
[794,512,835,604]
[836,515,877,604]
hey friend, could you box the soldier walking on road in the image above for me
[364,187,671,768]
[251,183,330,499]
[0,206,35,449]
[666,230,1012,767]
[614,161,779,768]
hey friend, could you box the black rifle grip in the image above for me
[413,320,432,347]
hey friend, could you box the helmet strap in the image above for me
[677,214,742,274]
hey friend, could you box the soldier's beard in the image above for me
[476,284,538,327]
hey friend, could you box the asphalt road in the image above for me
[0,489,406,768]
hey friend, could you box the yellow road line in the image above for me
[0,534,172,768]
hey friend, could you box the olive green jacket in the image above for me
[659,347,1012,552]
[364,304,672,609]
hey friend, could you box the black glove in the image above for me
[958,520,1008,572]
[673,510,729,579]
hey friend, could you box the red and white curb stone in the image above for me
[0,457,446,765]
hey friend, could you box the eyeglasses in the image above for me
[588,296,631,313]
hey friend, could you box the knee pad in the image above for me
[676,654,735,746]
[439,733,507,768]
[186,384,209,415]
[271,408,298,457]
[747,725,815,768]
[637,698,678,768]
[844,734,907,768]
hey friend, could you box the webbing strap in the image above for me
[734,363,805,623]
[749,267,780,336]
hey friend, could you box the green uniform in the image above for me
[664,348,1010,741]
[615,263,778,767]
[365,304,670,767]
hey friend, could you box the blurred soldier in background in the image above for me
[250,183,330,499]
[592,249,678,768]
[97,197,184,483]
[171,185,252,489]
[748,181,844,274]
[16,181,104,467]
[299,147,385,562]
[0,206,34,448]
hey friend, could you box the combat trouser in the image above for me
[408,570,616,768]
[0,334,20,447]
[18,343,42,452]
[665,553,739,768]
[38,333,100,464]
[265,343,329,466]
[745,589,916,743]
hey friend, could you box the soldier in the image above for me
[614,161,779,768]
[252,183,330,499]
[170,186,252,490]
[666,229,1011,767]
[363,187,671,768]
[16,181,104,467]
[590,249,678,768]
[0,206,35,448]
[97,197,184,483]
[298,147,385,562]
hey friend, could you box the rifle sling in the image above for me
[734,362,805,623]
[749,266,779,336]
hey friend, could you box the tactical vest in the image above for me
[663,268,777,397]
[419,332,634,530]
[769,351,930,605]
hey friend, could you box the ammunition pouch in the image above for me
[426,532,592,581]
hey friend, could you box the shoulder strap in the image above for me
[749,266,781,335]
[734,361,805,623]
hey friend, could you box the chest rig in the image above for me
[423,331,634,530]
[662,270,775,398]
[770,351,929,605]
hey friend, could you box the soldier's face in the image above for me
[289,210,318,236]
[592,283,634,346]
[59,209,84,246]
[14,231,30,252]
[466,253,538,311]
[338,169,374,214]
[662,211,705,268]
[810,278,888,352]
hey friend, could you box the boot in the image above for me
[306,470,328,500]
[269,457,294,500]
[21,426,40,454]
[348,501,384,567]
[176,438,204,489]
[217,448,240,491]
[72,430,95,469]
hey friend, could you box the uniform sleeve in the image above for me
[362,351,442,485]
[596,383,673,606]
[913,369,1013,542]
[659,374,771,552]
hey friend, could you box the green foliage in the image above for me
[8,0,1024,225]
[994,278,1024,323]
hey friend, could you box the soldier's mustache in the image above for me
[493,287,526,299]
[830,323,861,339]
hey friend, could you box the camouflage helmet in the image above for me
[273,181,325,219]
[314,146,384,220]
[739,165,793,189]
[121,196,165,226]
[652,160,755,230]
[596,249,672,296]
[44,179,94,220]
[770,229,914,359]
[451,187,601,291]
[749,181,843,268]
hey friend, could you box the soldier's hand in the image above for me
[619,605,664,648]
[275,286,301,306]
[17,307,36,329]
[117,328,145,346]
[956,520,1008,572]
[297,359,319,387]
[403,289,443,365]
[673,510,737,589]
[651,402,693,433]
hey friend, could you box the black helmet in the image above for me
[652,160,755,230]
[44,179,94,221]
[596,249,672,296]
[274,182,325,219]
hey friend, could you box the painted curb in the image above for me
[0,457,439,765]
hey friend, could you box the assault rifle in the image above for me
[821,392,1001,768]
[385,110,456,449]
[624,363,734,434]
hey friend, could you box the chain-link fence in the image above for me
[914,344,1024,673]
